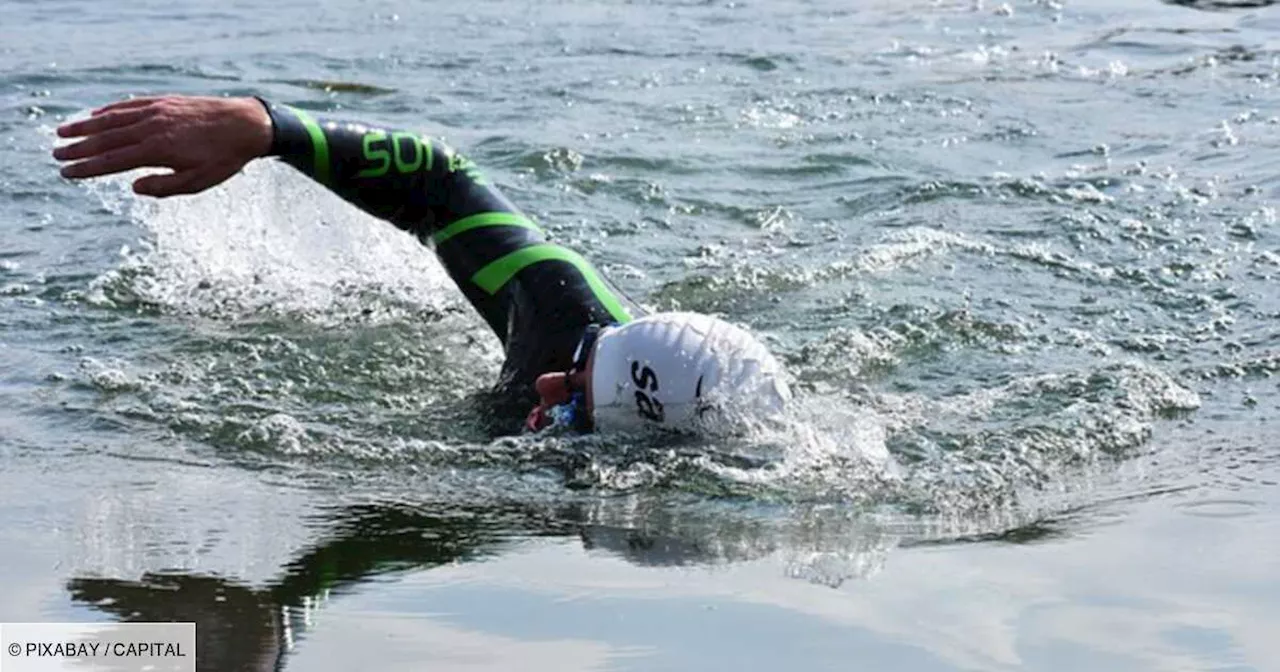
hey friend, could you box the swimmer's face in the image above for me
[526,343,596,432]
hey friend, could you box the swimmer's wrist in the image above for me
[247,96,278,158]
[251,96,317,160]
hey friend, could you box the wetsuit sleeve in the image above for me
[255,99,641,396]
[258,98,514,242]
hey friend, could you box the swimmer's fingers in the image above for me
[132,169,201,198]
[133,162,240,198]
[56,106,152,140]
[53,123,149,162]
[58,143,160,180]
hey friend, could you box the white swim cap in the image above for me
[588,312,791,433]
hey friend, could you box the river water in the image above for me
[2,0,1278,670]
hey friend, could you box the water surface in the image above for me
[2,0,1279,669]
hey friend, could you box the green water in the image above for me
[2,0,1278,670]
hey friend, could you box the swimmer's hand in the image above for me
[52,95,272,198]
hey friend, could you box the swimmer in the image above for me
[51,95,790,434]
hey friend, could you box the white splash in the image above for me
[77,158,459,325]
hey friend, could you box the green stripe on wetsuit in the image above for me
[472,243,633,324]
[431,212,543,246]
[289,107,331,186]
[435,212,632,325]
[259,100,636,335]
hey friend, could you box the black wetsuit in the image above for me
[258,100,642,407]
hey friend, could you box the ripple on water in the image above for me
[1175,498,1262,518]
[18,0,1280,567]
[47,156,1220,541]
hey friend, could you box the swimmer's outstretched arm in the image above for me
[52,95,634,348]
[259,99,529,239]
[52,95,528,241]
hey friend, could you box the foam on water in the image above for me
[7,2,1280,670]
[32,11,1258,563]
[44,121,913,508]
[64,145,462,327]
[53,151,1206,531]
